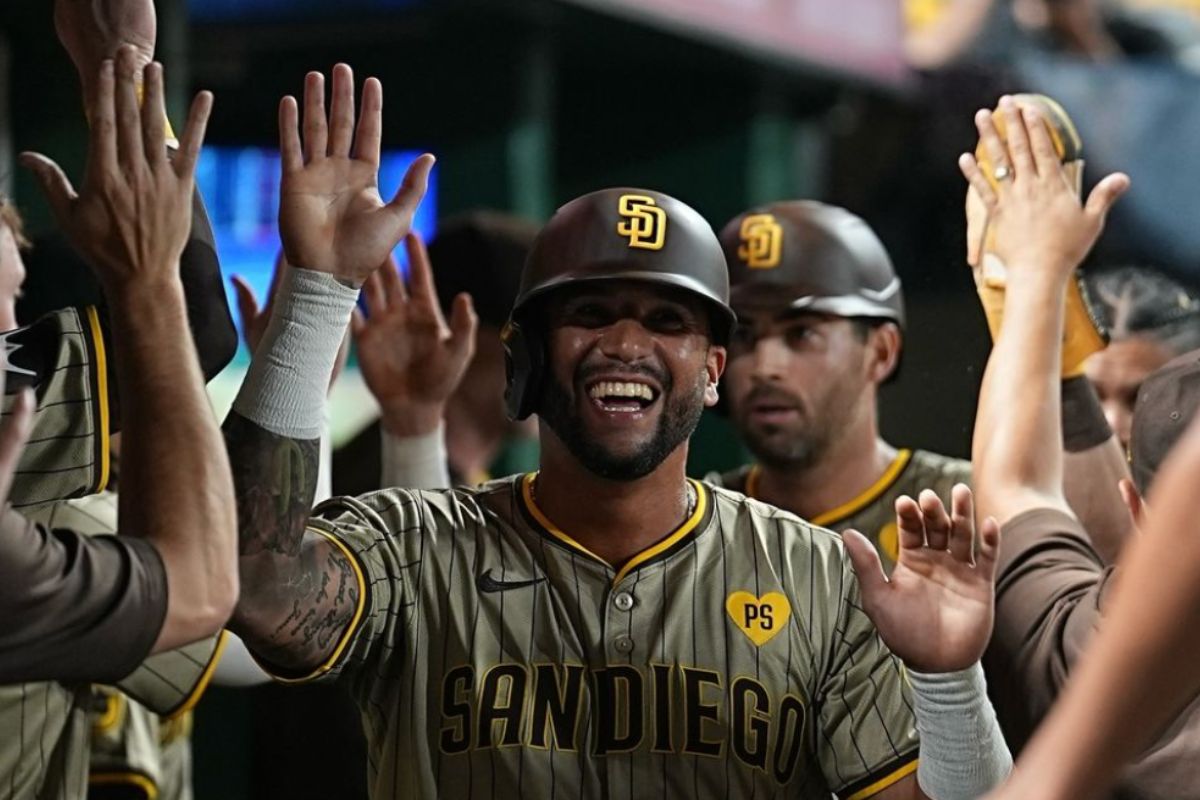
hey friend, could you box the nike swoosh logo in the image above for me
[476,569,546,594]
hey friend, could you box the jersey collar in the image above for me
[518,472,711,586]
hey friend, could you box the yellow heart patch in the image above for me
[725,591,791,647]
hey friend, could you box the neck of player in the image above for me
[535,428,694,569]
[756,408,895,522]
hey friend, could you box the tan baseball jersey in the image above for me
[715,449,972,573]
[5,307,112,508]
[0,492,224,800]
[258,473,920,799]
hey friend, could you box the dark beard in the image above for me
[741,424,829,473]
[538,371,706,481]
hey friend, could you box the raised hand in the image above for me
[844,484,1000,673]
[231,251,288,354]
[232,251,351,390]
[351,234,477,436]
[959,97,1129,281]
[55,0,156,111]
[19,47,211,291]
[278,64,435,287]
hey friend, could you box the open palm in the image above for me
[278,65,434,287]
[844,485,1000,673]
[352,236,476,436]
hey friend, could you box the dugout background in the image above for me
[0,1,1039,796]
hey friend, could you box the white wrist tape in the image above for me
[909,663,1013,800]
[381,423,450,490]
[232,268,358,439]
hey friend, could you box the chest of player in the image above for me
[395,533,831,785]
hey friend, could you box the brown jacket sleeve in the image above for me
[0,507,167,683]
[983,507,1115,754]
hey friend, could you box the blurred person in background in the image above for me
[905,0,1200,70]
[1084,265,1200,450]
[711,201,971,573]
[334,211,540,495]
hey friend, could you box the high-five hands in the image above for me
[959,97,1129,282]
[352,235,477,437]
[277,64,435,287]
[20,46,212,291]
[844,485,1000,673]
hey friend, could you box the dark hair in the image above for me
[429,211,540,330]
[1087,267,1200,355]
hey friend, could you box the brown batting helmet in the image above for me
[503,188,736,420]
[719,201,905,326]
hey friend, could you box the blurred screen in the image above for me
[188,0,427,22]
[196,146,437,442]
[195,146,437,338]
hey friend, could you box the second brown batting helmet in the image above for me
[503,187,735,420]
[719,201,905,326]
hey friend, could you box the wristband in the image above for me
[909,663,1013,799]
[232,268,358,439]
[381,423,451,490]
[1061,375,1112,452]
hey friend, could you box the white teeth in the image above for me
[587,381,655,401]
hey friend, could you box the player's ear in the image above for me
[704,345,726,408]
[865,322,901,385]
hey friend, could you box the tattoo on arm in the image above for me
[225,412,359,672]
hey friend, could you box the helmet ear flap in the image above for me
[502,318,544,421]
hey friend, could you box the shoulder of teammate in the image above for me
[5,306,114,507]
[909,448,973,486]
[310,475,519,537]
[701,464,750,494]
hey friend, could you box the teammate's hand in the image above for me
[232,250,350,391]
[19,48,211,291]
[55,0,156,113]
[958,97,1129,281]
[351,234,477,437]
[277,64,435,288]
[844,484,1000,673]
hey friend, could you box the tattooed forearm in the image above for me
[225,411,357,673]
[224,411,320,557]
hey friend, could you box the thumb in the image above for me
[843,529,888,602]
[350,307,367,340]
[1084,172,1130,221]
[387,153,435,216]
[18,153,77,226]
[446,292,478,365]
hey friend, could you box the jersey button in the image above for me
[613,636,635,654]
[613,592,635,611]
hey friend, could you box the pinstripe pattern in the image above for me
[716,450,972,574]
[281,475,919,798]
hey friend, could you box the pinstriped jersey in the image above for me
[715,450,972,574]
[0,493,222,800]
[274,474,920,799]
[6,307,112,509]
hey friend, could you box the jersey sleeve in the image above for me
[256,487,464,685]
[0,507,168,684]
[985,507,1112,750]
[4,306,111,508]
[816,559,920,800]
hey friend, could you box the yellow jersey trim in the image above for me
[520,473,608,565]
[91,690,124,734]
[254,527,368,685]
[843,757,919,800]
[520,472,708,586]
[745,450,912,528]
[85,306,110,493]
[612,481,706,586]
[89,771,159,800]
[811,449,911,527]
[164,629,230,721]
